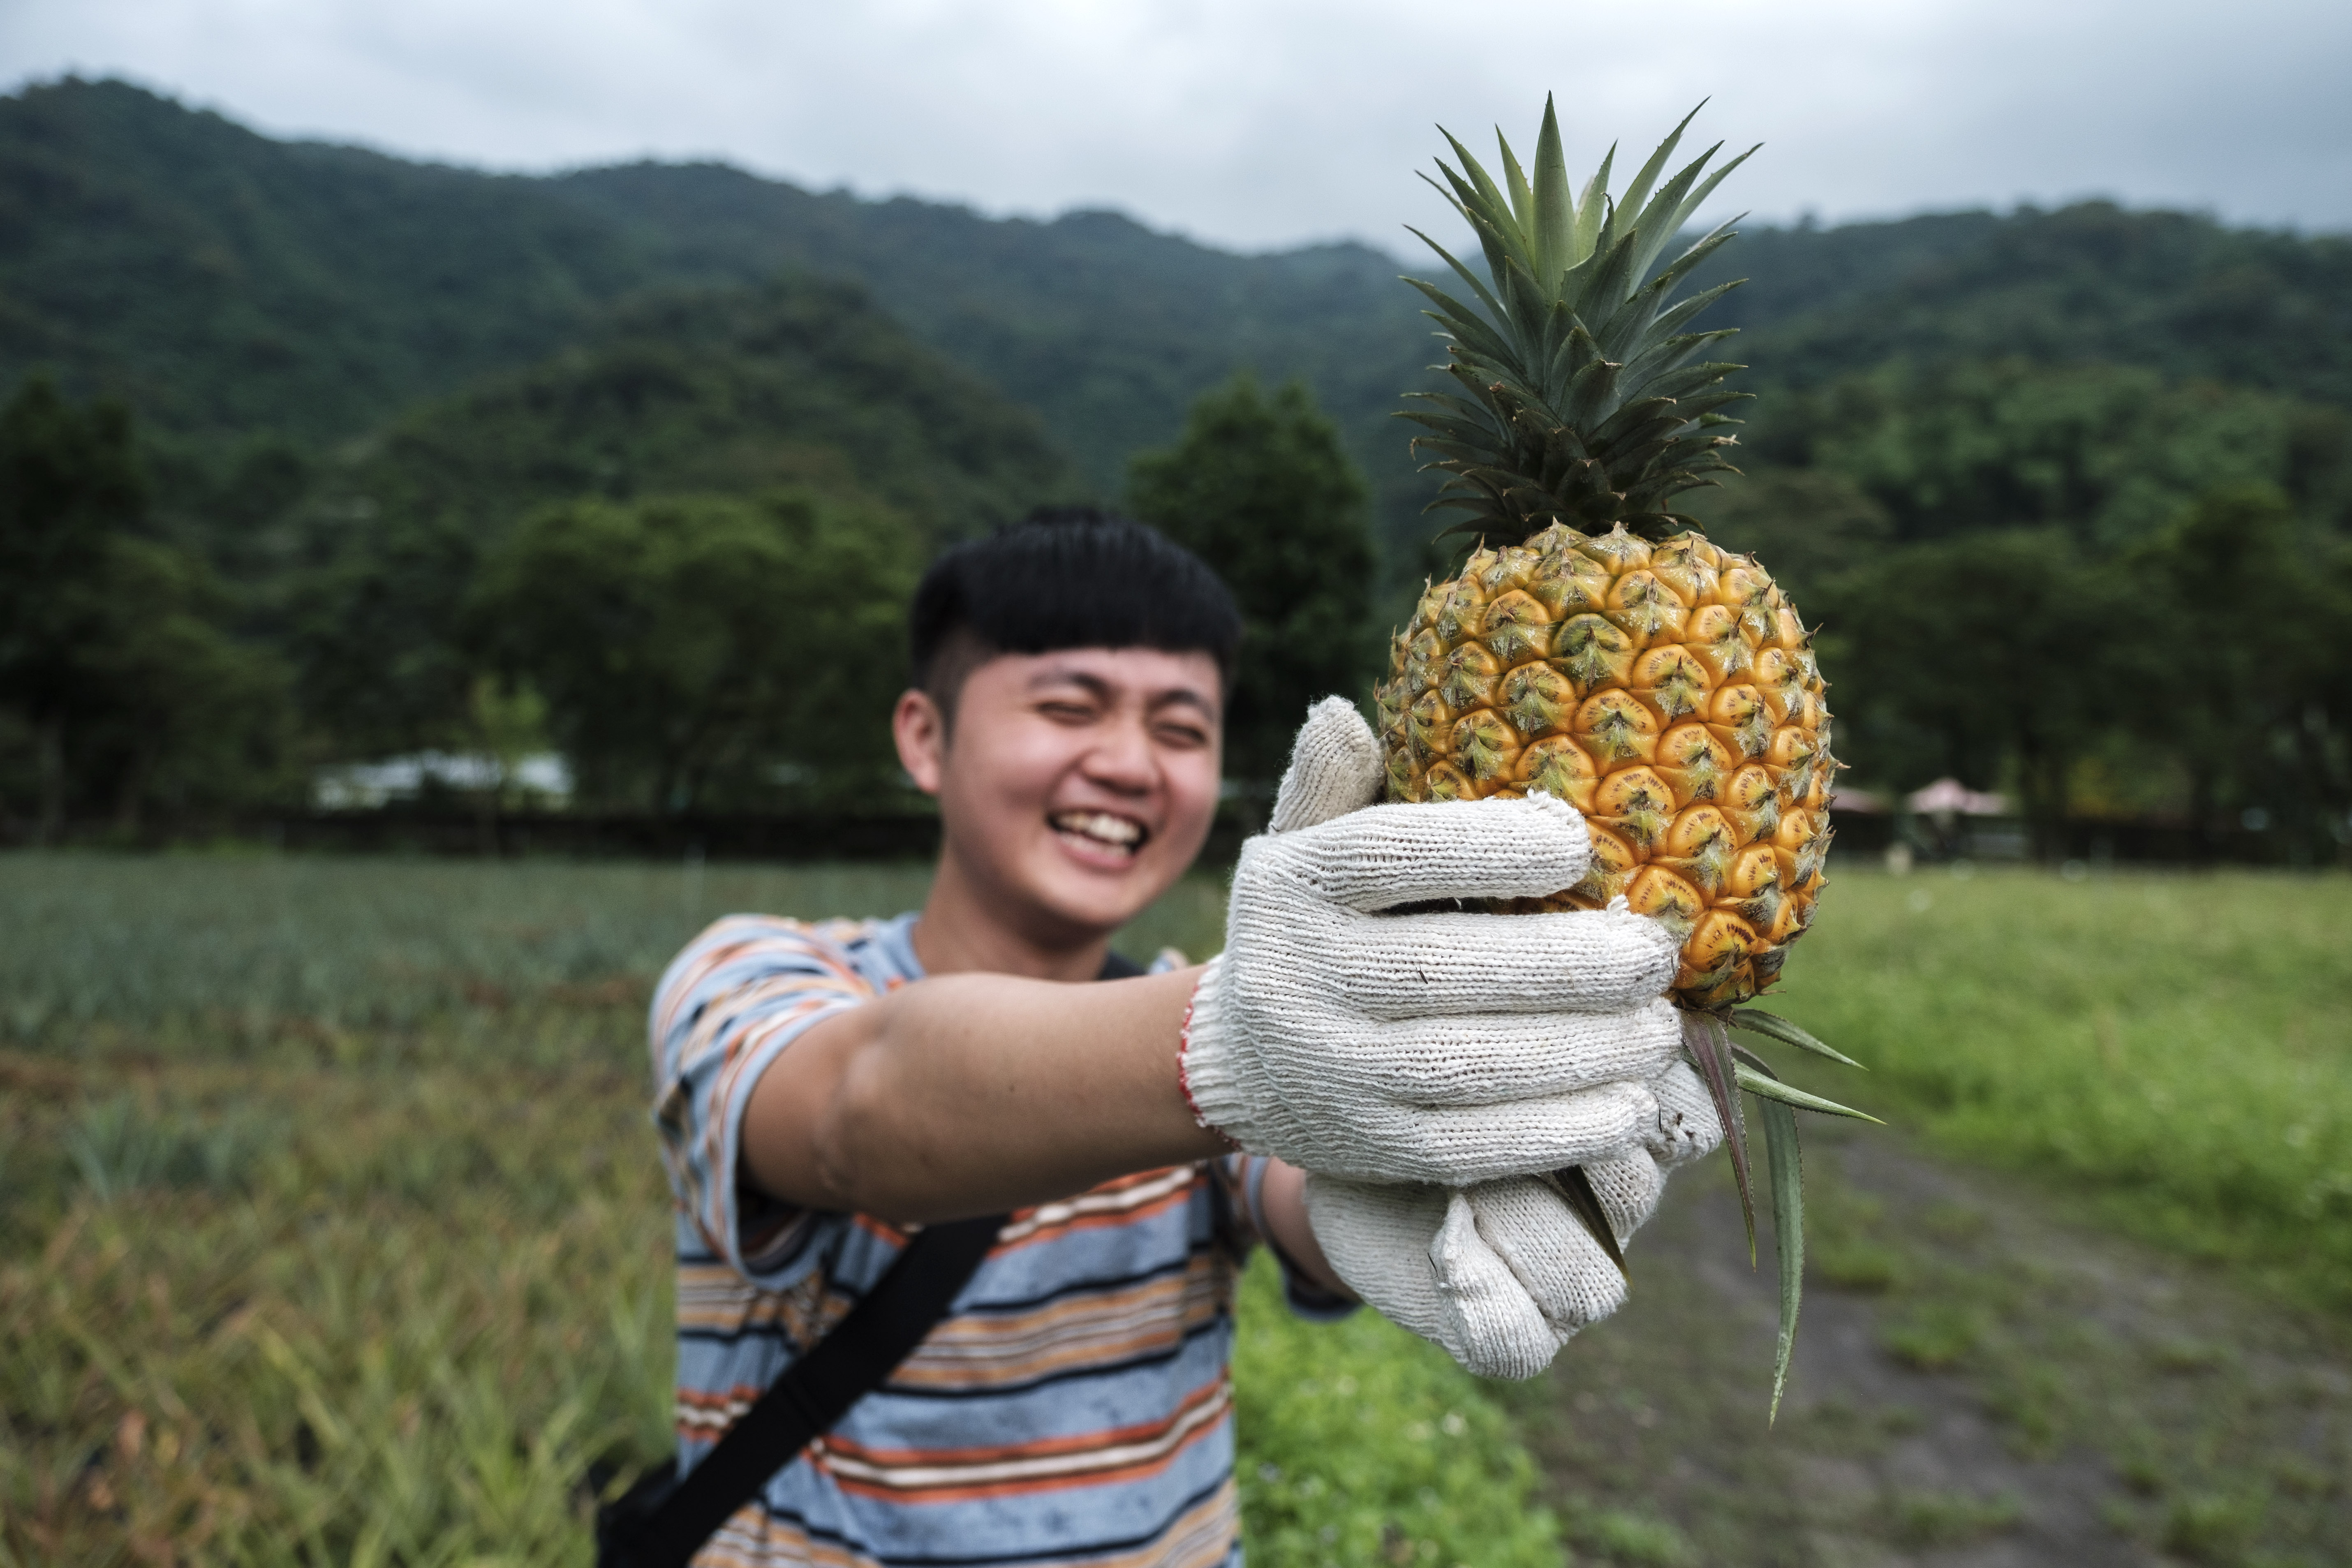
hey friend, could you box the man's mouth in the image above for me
[1049,809,1149,858]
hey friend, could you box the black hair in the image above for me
[910,506,1242,712]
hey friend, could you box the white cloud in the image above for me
[3,0,2346,252]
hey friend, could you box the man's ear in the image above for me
[893,688,948,796]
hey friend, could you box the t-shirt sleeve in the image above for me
[648,915,877,1290]
[1218,1153,1359,1323]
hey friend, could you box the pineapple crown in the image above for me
[1399,98,1758,545]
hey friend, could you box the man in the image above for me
[649,508,1720,1566]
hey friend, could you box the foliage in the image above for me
[1806,528,2130,852]
[2121,488,2352,855]
[0,854,1553,1565]
[0,377,294,836]
[1706,200,2352,409]
[1231,1257,1565,1566]
[1126,375,1378,786]
[0,78,652,445]
[469,490,924,813]
[19,79,2352,596]
[1730,358,2352,546]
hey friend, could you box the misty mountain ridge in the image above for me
[5,74,2350,577]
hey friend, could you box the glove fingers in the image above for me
[1577,1152,1666,1241]
[1304,907,1679,1019]
[1433,1192,1565,1380]
[1267,697,1385,834]
[1330,1080,1658,1185]
[1645,1059,1726,1169]
[1464,1178,1628,1334]
[1256,795,1594,910]
[1302,1174,1452,1341]
[1339,997,1682,1103]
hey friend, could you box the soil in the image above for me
[1520,1124,2352,1567]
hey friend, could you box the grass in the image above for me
[1757,863,2352,1315]
[0,851,1559,1566]
[11,849,2352,1563]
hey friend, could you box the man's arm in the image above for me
[742,966,1224,1224]
[738,965,1353,1297]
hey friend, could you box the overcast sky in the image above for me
[4,0,2347,255]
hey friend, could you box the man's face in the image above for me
[896,646,1223,945]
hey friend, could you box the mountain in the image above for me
[312,275,1075,545]
[1695,204,2352,406]
[5,75,2351,580]
[0,78,654,445]
[546,162,1436,531]
[280,274,1075,756]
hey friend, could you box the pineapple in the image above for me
[1374,100,1834,1012]
[1377,100,1867,1417]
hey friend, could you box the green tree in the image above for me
[2124,487,2352,861]
[0,376,294,836]
[1126,374,1376,789]
[0,375,145,835]
[1816,529,2130,858]
[468,488,922,813]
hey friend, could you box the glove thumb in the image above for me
[1430,1191,1564,1381]
[1267,697,1384,833]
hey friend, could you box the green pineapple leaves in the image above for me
[1674,1009,1875,1424]
[1398,97,1761,545]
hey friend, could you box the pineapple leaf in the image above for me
[1730,1007,1867,1069]
[1422,162,1518,294]
[1682,1012,1755,1263]
[1624,142,1729,282]
[1401,279,1520,365]
[1531,95,1574,288]
[1544,1164,1629,1278]
[1756,1093,1804,1424]
[1498,130,1537,234]
[1732,1061,1883,1123]
[1613,101,1703,231]
[1571,145,1614,266]
[1401,226,1507,324]
[1646,146,1761,276]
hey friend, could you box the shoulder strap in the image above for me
[606,1214,1002,1568]
[606,947,1144,1568]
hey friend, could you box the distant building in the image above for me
[312,752,573,810]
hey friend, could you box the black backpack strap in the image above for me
[601,1213,1003,1568]
[601,946,1147,1568]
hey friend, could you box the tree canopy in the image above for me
[1126,375,1377,788]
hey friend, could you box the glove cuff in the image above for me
[1176,955,1255,1152]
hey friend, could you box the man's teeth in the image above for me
[1053,811,1144,849]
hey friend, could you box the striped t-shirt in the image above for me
[648,912,1346,1568]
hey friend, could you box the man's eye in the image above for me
[1039,703,1096,724]
[1155,723,1211,749]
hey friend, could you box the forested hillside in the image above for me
[5,74,2351,849]
[10,76,2352,566]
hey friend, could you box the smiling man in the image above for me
[643,507,1719,1567]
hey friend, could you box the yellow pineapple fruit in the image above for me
[1378,522,1832,1009]
[1376,99,1834,1012]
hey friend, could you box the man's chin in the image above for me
[1027,853,1169,936]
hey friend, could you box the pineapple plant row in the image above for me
[1378,98,1876,1415]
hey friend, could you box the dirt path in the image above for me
[1520,1126,2352,1566]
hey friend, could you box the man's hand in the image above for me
[1179,698,1684,1186]
[1304,1060,1725,1379]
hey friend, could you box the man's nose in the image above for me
[1082,717,1158,793]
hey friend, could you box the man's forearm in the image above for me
[744,966,1230,1222]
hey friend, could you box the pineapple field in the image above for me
[7,851,2352,1565]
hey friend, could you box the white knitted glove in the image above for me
[1303,1059,1725,1379]
[1179,697,1685,1186]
